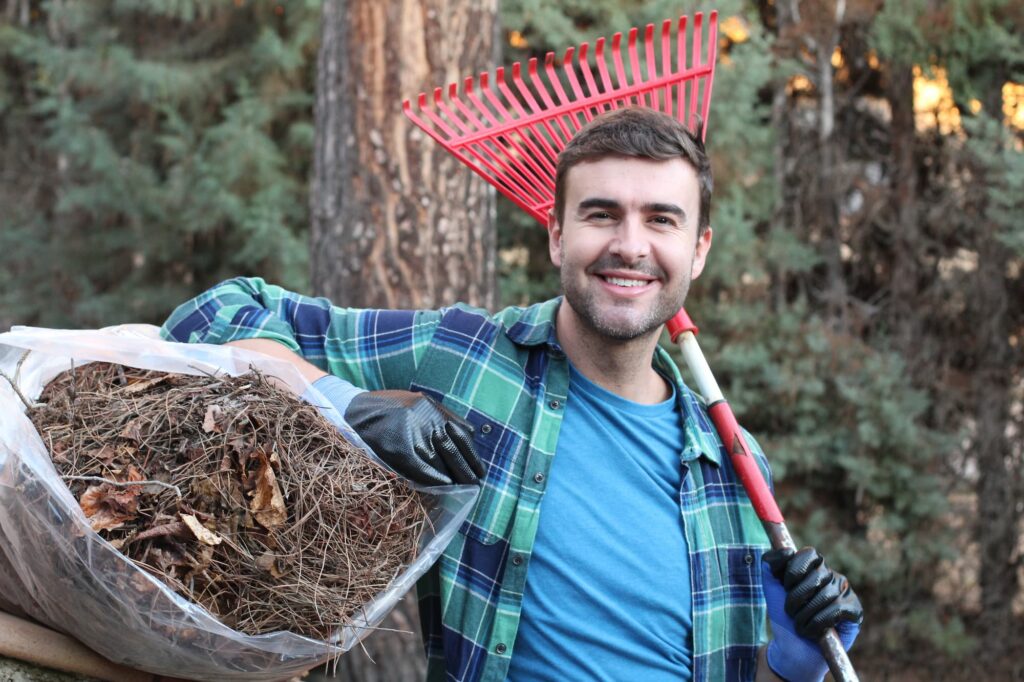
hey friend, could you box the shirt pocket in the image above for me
[457,409,525,545]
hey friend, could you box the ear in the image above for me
[689,226,713,279]
[547,210,563,267]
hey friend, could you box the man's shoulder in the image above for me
[440,298,560,347]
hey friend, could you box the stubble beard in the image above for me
[559,253,691,342]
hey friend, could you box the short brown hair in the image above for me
[553,107,712,234]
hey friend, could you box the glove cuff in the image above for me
[304,375,366,427]
[765,636,826,682]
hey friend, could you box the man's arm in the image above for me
[165,281,483,487]
[225,338,327,383]
[161,276,436,390]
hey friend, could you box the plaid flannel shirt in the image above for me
[161,277,772,682]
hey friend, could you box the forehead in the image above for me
[564,156,699,208]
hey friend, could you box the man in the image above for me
[162,107,861,681]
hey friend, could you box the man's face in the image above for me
[548,156,712,342]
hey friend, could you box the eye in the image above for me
[587,211,615,221]
[650,215,678,227]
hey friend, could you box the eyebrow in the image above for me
[576,197,687,221]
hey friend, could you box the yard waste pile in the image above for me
[0,326,477,681]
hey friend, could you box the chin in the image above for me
[586,310,666,342]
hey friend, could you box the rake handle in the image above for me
[668,310,859,682]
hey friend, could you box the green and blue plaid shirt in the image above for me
[161,277,772,682]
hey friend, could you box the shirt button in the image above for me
[512,554,523,566]
[533,472,545,483]
[480,423,492,435]
[549,399,561,409]
[744,554,754,565]
[495,643,507,654]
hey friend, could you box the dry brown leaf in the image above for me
[202,404,224,433]
[119,418,144,442]
[79,483,141,532]
[250,458,286,529]
[86,444,119,464]
[180,513,223,546]
[256,552,287,578]
[120,375,167,394]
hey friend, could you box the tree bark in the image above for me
[310,0,497,311]
[309,0,497,680]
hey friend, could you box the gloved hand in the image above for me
[762,547,863,682]
[305,375,485,487]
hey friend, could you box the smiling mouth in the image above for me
[601,275,652,288]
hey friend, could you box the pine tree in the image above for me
[0,0,320,329]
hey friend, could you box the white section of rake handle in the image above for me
[677,332,724,403]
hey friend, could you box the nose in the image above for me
[609,215,650,263]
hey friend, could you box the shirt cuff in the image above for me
[305,374,367,421]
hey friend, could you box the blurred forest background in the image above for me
[1,0,1023,680]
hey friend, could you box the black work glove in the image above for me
[343,390,485,487]
[762,546,863,681]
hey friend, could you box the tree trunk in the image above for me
[310,0,497,311]
[885,62,920,351]
[971,73,1021,663]
[308,0,497,680]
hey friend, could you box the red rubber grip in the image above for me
[666,308,699,342]
[707,402,784,523]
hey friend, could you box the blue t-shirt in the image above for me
[506,366,693,681]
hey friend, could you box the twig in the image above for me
[60,474,182,497]
[0,368,37,410]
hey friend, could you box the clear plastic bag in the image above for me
[0,325,477,681]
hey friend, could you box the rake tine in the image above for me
[689,13,704,129]
[611,33,630,107]
[660,20,673,117]
[577,42,602,119]
[677,15,688,124]
[626,27,646,108]
[643,24,658,112]
[700,12,719,141]
[594,37,615,112]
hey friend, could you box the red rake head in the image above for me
[403,11,719,226]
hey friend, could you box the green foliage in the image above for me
[962,114,1024,256]
[0,1,320,328]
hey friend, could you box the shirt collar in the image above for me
[653,346,723,467]
[503,297,563,349]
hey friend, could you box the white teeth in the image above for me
[604,276,648,287]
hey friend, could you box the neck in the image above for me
[555,302,671,404]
